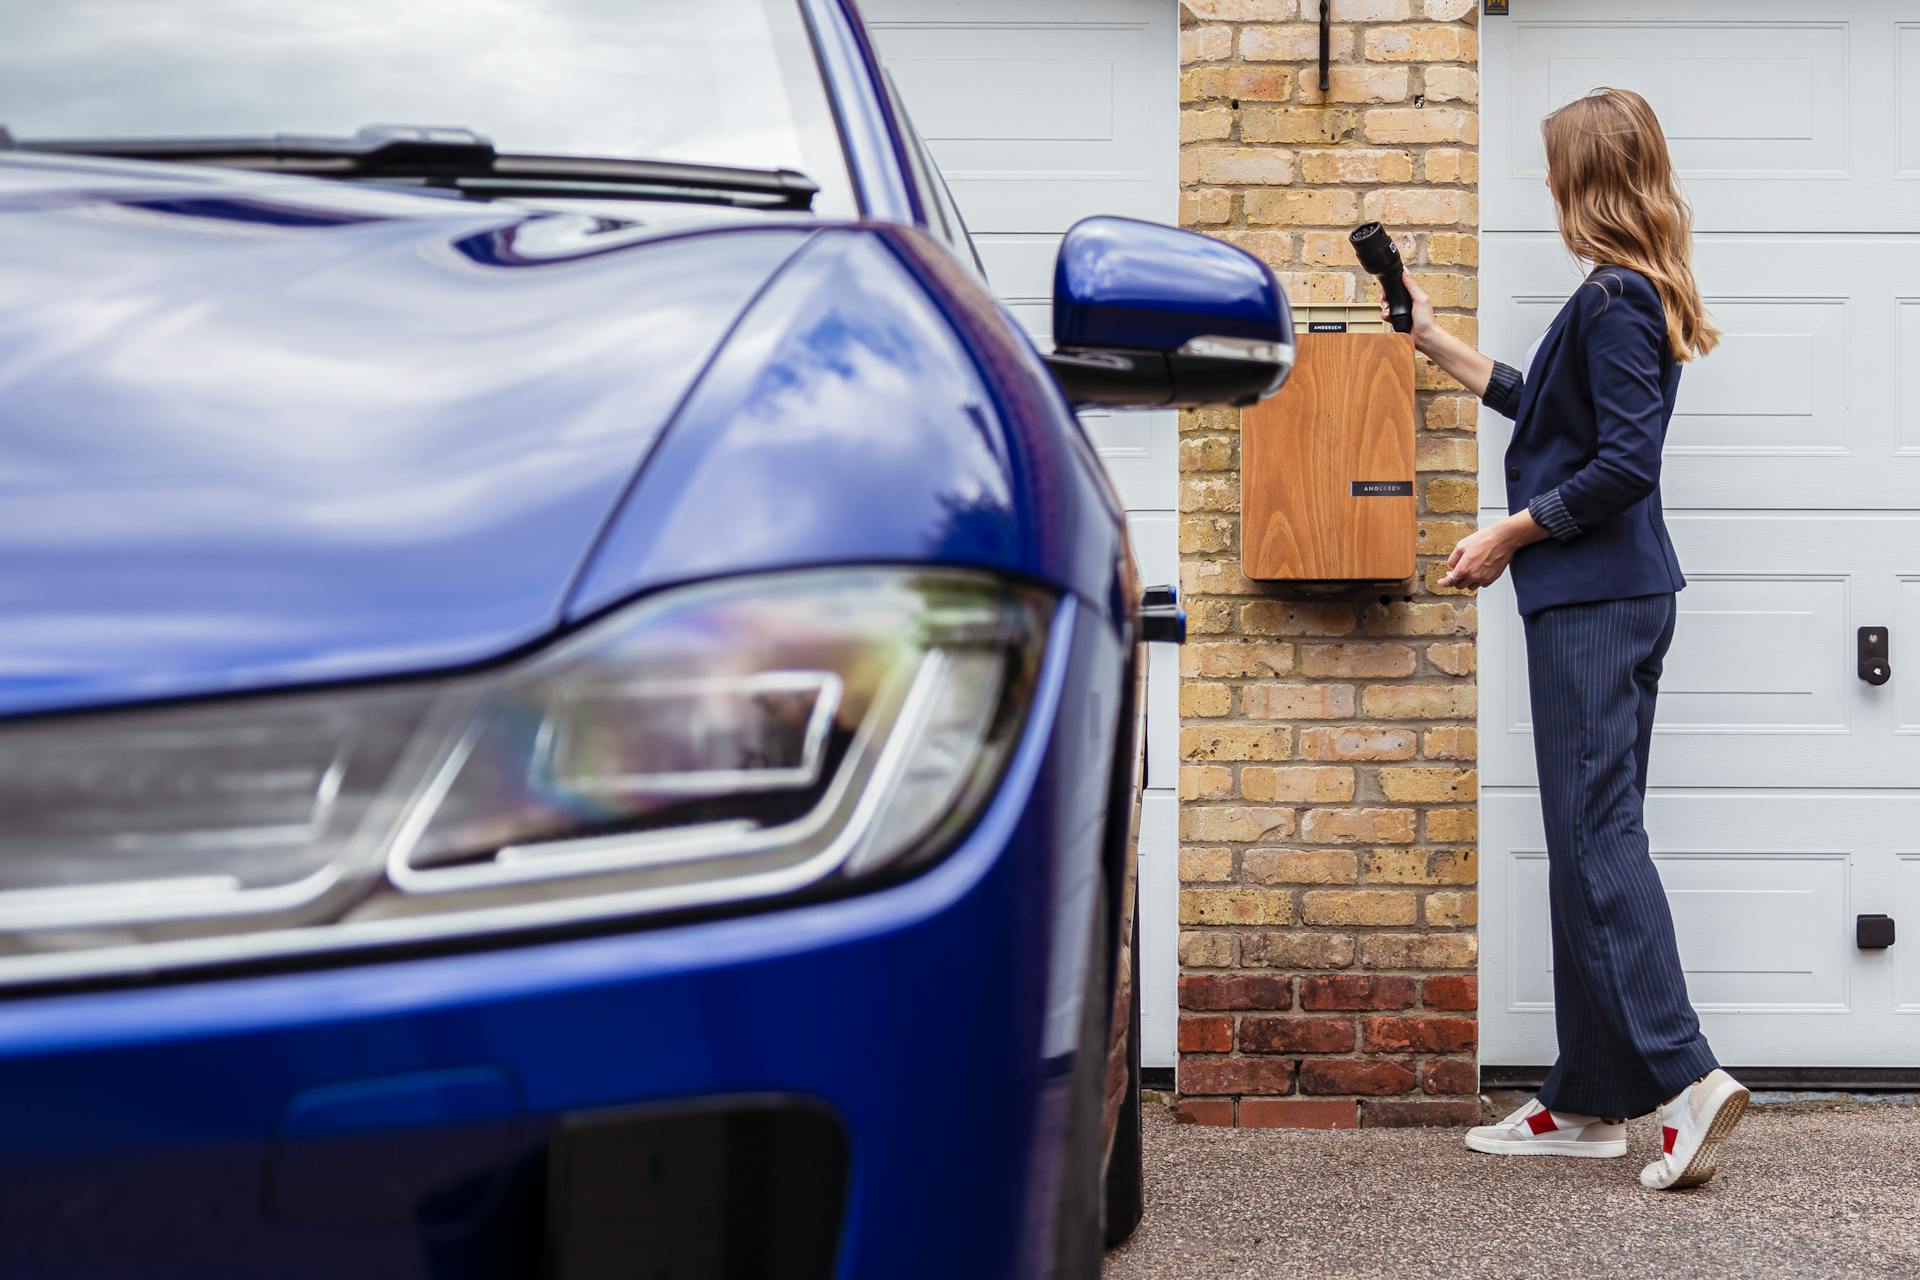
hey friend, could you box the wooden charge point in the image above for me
[1241,306,1416,585]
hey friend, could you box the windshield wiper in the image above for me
[2,125,818,210]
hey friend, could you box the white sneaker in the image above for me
[1465,1099,1628,1158]
[1639,1068,1750,1190]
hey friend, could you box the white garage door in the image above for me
[1480,0,1920,1070]
[864,0,1182,1067]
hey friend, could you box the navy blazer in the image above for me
[1487,265,1686,616]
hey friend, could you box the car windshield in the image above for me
[0,0,855,216]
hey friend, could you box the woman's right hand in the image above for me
[1388,269,1441,354]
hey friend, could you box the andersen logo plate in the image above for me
[1350,480,1414,497]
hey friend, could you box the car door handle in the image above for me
[1858,626,1891,686]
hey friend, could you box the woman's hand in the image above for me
[1386,270,1442,356]
[1439,511,1549,590]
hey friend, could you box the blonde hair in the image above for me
[1542,88,1719,362]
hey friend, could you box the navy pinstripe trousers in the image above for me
[1525,593,1718,1118]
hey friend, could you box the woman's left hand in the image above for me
[1439,525,1517,591]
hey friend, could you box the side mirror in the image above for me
[1044,216,1294,410]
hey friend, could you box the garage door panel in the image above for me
[1507,850,1850,1013]
[1481,235,1920,509]
[1483,792,1917,1066]
[1482,515,1920,789]
[1897,855,1920,1014]
[1484,3,1919,232]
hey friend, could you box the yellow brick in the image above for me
[1240,599,1359,635]
[1363,684,1476,719]
[1433,312,1479,345]
[1363,847,1478,886]
[1180,475,1238,513]
[1423,148,1479,185]
[1179,844,1235,880]
[1424,475,1477,513]
[1179,516,1236,556]
[1182,146,1298,186]
[1363,107,1478,145]
[1178,929,1237,968]
[1422,723,1478,756]
[1357,599,1476,637]
[1300,807,1418,845]
[1239,106,1359,144]
[1181,766,1234,802]
[1425,808,1478,842]
[1409,270,1477,310]
[1181,24,1234,64]
[1299,65,1411,105]
[1183,406,1239,435]
[1331,0,1411,16]
[1183,559,1263,599]
[1423,0,1474,17]
[1182,65,1298,104]
[1180,806,1298,844]
[1299,642,1417,679]
[1181,187,1233,226]
[1379,767,1476,803]
[1241,24,1354,62]
[1417,436,1477,472]
[1180,888,1294,926]
[1298,230,1357,266]
[1297,147,1415,185]
[1246,188,1360,227]
[1363,24,1477,62]
[1363,187,1477,227]
[1182,725,1293,762]
[1425,231,1479,266]
[1425,890,1478,926]
[1360,932,1476,970]
[1241,683,1357,720]
[1181,105,1235,143]
[1212,229,1298,267]
[1417,518,1477,557]
[1423,65,1479,104]
[1180,434,1237,472]
[1181,641,1297,678]
[1242,930,1356,969]
[1423,394,1477,430]
[1421,561,1475,597]
[1302,888,1418,927]
[1181,681,1233,718]
[1243,848,1359,885]
[1187,0,1300,16]
[1242,766,1357,804]
[1186,599,1236,635]
[1297,726,1418,761]
[1276,270,1359,304]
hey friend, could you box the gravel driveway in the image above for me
[1106,1097,1920,1279]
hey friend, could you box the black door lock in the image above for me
[1858,914,1896,950]
[1858,626,1891,686]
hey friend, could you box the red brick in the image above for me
[1240,1099,1358,1129]
[1362,1015,1478,1054]
[1172,1097,1235,1127]
[1360,1099,1485,1128]
[1239,1016,1357,1054]
[1423,975,1478,1010]
[1179,974,1293,1011]
[1422,1058,1480,1096]
[1298,975,1417,1011]
[1180,1056,1297,1096]
[1298,1058,1415,1096]
[1179,1015,1234,1054]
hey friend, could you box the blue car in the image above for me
[0,3,1291,1276]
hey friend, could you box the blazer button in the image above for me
[1507,467,1521,482]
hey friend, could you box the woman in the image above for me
[1394,88,1746,1190]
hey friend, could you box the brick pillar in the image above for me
[1174,0,1483,1129]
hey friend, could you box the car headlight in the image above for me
[0,569,1052,986]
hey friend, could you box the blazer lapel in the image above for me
[1512,299,1576,427]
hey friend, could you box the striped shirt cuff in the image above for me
[1483,360,1524,418]
[1528,486,1582,543]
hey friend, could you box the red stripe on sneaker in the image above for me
[1662,1125,1678,1154]
[1526,1109,1557,1136]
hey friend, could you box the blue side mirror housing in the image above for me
[1045,215,1294,409]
